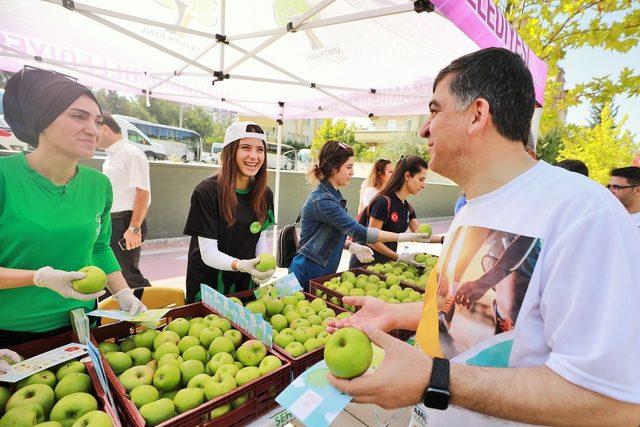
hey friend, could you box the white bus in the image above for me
[115,115,202,162]
[208,141,296,169]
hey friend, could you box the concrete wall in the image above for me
[1,151,459,239]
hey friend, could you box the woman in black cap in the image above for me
[0,67,146,347]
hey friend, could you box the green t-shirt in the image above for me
[0,153,121,332]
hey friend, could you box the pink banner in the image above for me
[431,0,548,105]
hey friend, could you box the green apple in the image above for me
[17,370,56,390]
[70,410,112,427]
[157,353,183,368]
[139,398,175,427]
[178,360,205,386]
[273,332,294,349]
[235,340,266,367]
[324,327,372,379]
[229,297,243,306]
[293,291,305,301]
[71,266,106,294]
[263,298,284,316]
[6,383,54,416]
[258,355,282,376]
[296,299,311,309]
[292,327,313,344]
[365,290,378,297]
[231,394,248,409]
[235,367,260,386]
[133,329,158,350]
[349,288,365,297]
[54,373,91,400]
[203,373,236,400]
[153,343,180,361]
[189,317,204,324]
[188,323,207,340]
[199,327,223,348]
[177,336,200,354]
[223,330,243,348]
[304,338,322,352]
[336,312,352,320]
[1,404,44,426]
[283,342,305,357]
[284,311,301,324]
[173,388,204,414]
[182,346,207,364]
[33,422,62,427]
[216,364,239,379]
[166,318,191,338]
[187,373,212,390]
[158,389,178,401]
[209,318,231,333]
[153,330,180,350]
[289,318,310,329]
[153,365,181,392]
[280,327,294,336]
[309,324,324,337]
[209,404,231,419]
[126,348,152,366]
[119,337,136,353]
[306,315,322,326]
[49,392,97,427]
[281,295,297,306]
[130,384,159,409]
[269,314,288,332]
[298,306,316,319]
[417,223,432,235]
[206,352,234,375]
[329,296,341,306]
[146,359,157,371]
[316,331,331,345]
[56,361,86,381]
[0,385,11,415]
[208,337,235,357]
[309,298,326,313]
[234,361,243,371]
[388,298,399,304]
[281,305,298,315]
[256,253,276,272]
[321,317,336,327]
[97,342,119,355]
[245,300,266,316]
[118,365,154,393]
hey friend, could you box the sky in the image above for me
[561,45,639,136]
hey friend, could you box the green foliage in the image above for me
[376,132,429,163]
[536,128,564,163]
[557,105,638,184]
[311,119,369,159]
[588,101,619,127]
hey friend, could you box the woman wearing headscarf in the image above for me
[0,67,146,347]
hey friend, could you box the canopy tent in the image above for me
[0,0,547,230]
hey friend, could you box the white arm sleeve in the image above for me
[255,231,268,257]
[198,236,236,271]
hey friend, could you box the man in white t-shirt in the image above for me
[97,114,151,291]
[327,48,640,425]
[609,166,640,227]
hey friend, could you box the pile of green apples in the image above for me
[231,291,353,358]
[365,254,438,289]
[317,270,424,310]
[0,359,113,426]
[98,314,283,426]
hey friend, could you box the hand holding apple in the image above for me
[327,324,432,410]
[324,296,397,333]
[33,266,106,301]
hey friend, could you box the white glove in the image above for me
[397,252,425,268]
[236,258,275,285]
[113,288,147,315]
[33,266,105,301]
[397,232,431,243]
[348,242,374,264]
[0,349,21,373]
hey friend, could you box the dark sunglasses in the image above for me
[607,184,640,191]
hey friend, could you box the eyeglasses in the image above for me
[607,184,640,191]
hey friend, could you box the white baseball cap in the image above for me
[223,121,266,148]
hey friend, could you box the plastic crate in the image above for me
[308,269,416,342]
[91,303,291,427]
[227,290,348,378]
[8,331,121,426]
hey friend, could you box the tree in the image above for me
[501,1,640,135]
[376,131,429,163]
[183,107,215,140]
[311,119,364,158]
[557,105,638,184]
[536,128,564,163]
[587,101,619,127]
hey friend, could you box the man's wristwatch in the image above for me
[422,357,450,410]
[129,226,142,234]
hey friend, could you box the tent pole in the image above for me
[272,103,285,257]
[219,0,226,71]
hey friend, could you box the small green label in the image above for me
[250,221,262,234]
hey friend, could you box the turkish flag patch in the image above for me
[390,212,399,222]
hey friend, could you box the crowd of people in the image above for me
[0,47,639,425]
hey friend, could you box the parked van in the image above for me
[210,142,223,164]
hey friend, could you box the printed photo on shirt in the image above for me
[436,226,542,361]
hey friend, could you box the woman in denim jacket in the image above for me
[290,140,432,290]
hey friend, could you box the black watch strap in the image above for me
[422,357,450,410]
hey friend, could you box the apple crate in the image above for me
[227,290,348,378]
[91,303,291,427]
[8,331,122,426]
[308,269,417,342]
[359,266,428,294]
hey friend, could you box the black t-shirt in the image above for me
[183,175,274,302]
[350,193,416,268]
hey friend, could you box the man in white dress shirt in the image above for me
[97,114,151,291]
[609,166,640,227]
